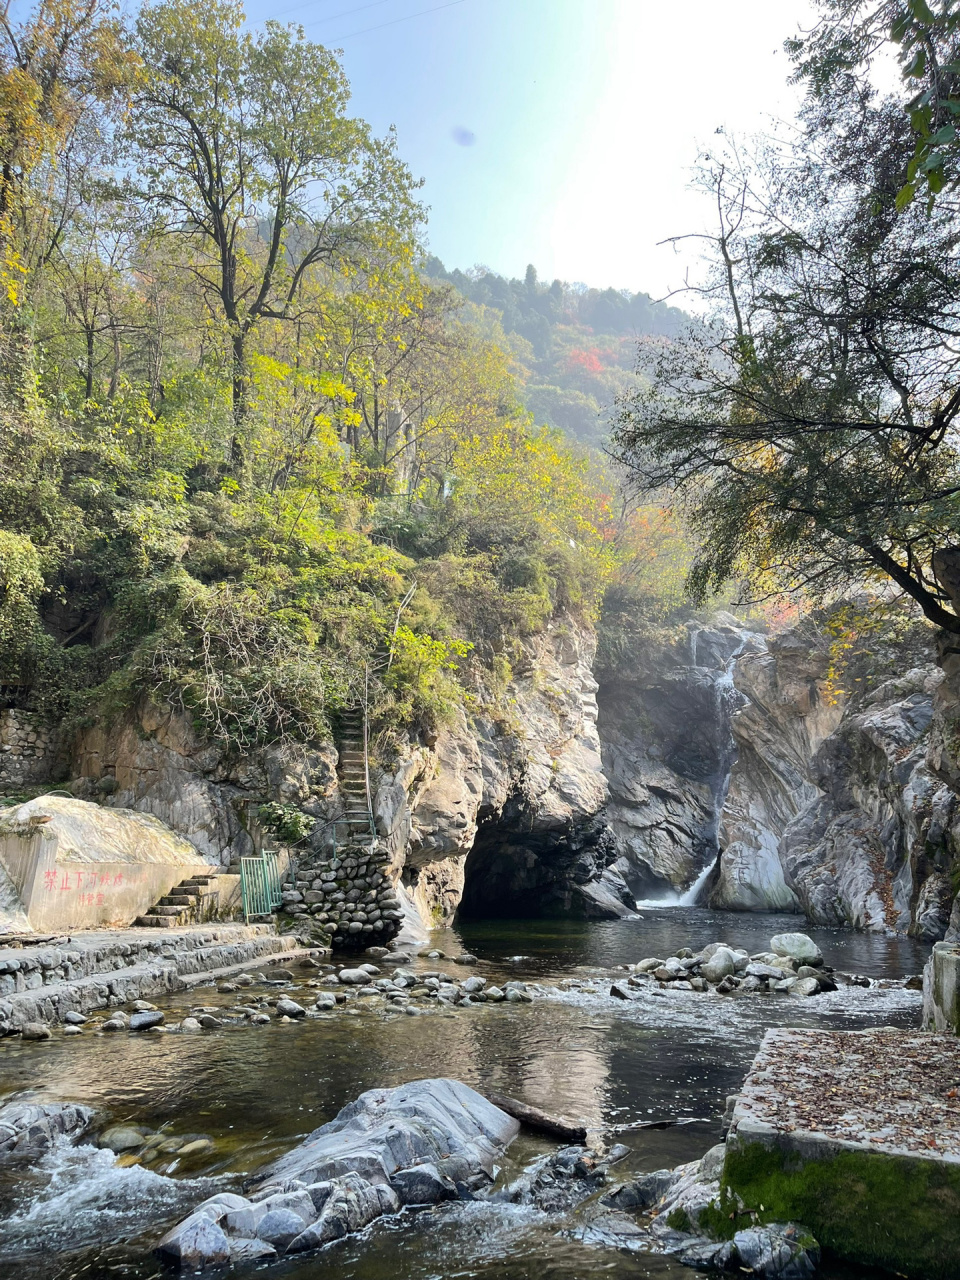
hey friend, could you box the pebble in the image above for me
[63,1025,83,1036]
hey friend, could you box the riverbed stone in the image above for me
[702,947,737,983]
[789,977,821,997]
[275,998,306,1018]
[99,1124,145,1152]
[769,933,822,966]
[20,1021,51,1040]
[130,1010,165,1031]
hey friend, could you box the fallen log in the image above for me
[483,1090,587,1143]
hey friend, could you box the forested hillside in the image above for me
[425,257,688,446]
[0,0,692,766]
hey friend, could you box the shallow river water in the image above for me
[0,908,930,1280]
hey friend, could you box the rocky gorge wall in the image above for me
[5,598,960,941]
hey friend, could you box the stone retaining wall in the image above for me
[280,844,402,945]
[924,940,960,1033]
[0,710,62,791]
[0,925,304,1031]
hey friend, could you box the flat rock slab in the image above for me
[726,1027,960,1279]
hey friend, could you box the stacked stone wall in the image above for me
[0,711,62,792]
[279,844,402,945]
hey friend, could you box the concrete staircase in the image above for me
[337,709,375,839]
[135,875,219,928]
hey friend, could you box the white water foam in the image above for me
[3,1137,223,1257]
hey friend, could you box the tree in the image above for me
[612,120,960,632]
[789,0,960,209]
[130,0,422,468]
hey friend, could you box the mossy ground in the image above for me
[723,1140,960,1279]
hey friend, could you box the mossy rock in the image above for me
[724,1140,960,1279]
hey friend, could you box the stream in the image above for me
[0,907,930,1280]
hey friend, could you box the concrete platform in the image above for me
[724,1027,960,1279]
[924,940,960,1034]
[0,924,315,1031]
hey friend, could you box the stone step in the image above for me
[153,905,191,918]
[135,914,180,928]
[160,895,199,907]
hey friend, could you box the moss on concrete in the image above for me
[724,1140,960,1280]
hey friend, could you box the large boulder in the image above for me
[769,933,822,966]
[156,1079,519,1269]
[0,1098,93,1161]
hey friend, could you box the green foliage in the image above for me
[257,801,314,845]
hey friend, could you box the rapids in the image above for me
[0,908,929,1280]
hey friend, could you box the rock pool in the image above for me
[0,908,930,1280]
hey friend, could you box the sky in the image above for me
[242,0,819,300]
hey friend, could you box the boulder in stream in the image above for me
[0,1097,93,1161]
[155,1078,520,1269]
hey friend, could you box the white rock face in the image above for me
[375,614,622,923]
[710,633,843,912]
[779,666,957,935]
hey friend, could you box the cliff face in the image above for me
[375,615,627,926]
[54,613,622,931]
[597,615,757,899]
[709,633,843,912]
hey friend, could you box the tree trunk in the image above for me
[230,330,246,474]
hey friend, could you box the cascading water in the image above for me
[631,625,763,909]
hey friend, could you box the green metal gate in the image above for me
[240,852,283,921]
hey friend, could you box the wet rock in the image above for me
[63,1025,83,1035]
[63,1010,87,1025]
[789,977,821,998]
[634,957,664,973]
[0,1099,92,1161]
[601,1168,678,1210]
[733,1222,820,1278]
[256,1208,309,1250]
[130,1010,165,1031]
[275,998,306,1018]
[454,953,478,965]
[20,1022,51,1040]
[337,968,370,985]
[610,981,645,1002]
[197,1014,222,1029]
[701,947,737,983]
[157,1212,231,1269]
[157,1078,519,1267]
[99,1124,145,1152]
[229,1238,277,1262]
[390,1162,456,1204]
[180,1017,202,1033]
[770,933,822,966]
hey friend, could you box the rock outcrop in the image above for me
[157,1079,519,1269]
[72,703,339,870]
[709,632,842,912]
[375,616,625,923]
[598,615,758,899]
[778,665,959,935]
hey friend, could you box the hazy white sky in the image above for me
[242,0,819,298]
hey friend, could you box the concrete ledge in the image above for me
[923,941,960,1034]
[725,1028,960,1279]
[0,925,309,1030]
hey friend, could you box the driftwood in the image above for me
[484,1090,587,1143]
